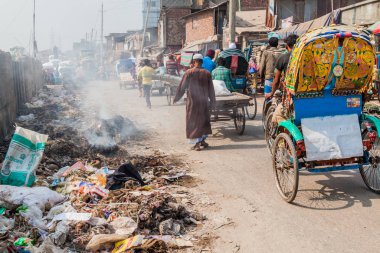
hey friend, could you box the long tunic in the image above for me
[173,67,216,139]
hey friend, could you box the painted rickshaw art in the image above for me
[265,26,379,203]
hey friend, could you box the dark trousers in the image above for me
[143,85,152,107]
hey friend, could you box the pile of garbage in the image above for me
[0,85,204,252]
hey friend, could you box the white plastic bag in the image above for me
[0,186,65,229]
[1,127,48,186]
[213,80,232,97]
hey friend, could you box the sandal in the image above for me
[191,143,202,151]
[201,141,209,148]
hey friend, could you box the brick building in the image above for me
[240,0,266,10]
[182,1,228,53]
[158,0,192,51]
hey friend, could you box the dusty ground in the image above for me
[80,80,380,253]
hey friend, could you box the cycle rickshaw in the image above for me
[265,26,379,203]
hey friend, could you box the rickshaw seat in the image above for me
[293,90,362,126]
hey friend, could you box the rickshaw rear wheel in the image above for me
[245,94,257,120]
[265,110,275,153]
[262,102,275,131]
[234,107,246,135]
[272,133,299,203]
[360,130,380,194]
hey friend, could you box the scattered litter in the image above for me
[86,234,131,252]
[50,212,92,223]
[0,216,15,232]
[112,235,144,253]
[0,85,207,252]
[109,217,137,235]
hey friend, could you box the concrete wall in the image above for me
[340,0,380,25]
[0,52,42,139]
[185,10,215,44]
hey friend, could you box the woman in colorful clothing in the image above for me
[211,57,234,92]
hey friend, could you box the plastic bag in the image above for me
[213,80,232,97]
[1,127,48,186]
[0,186,65,229]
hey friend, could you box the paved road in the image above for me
[81,80,380,253]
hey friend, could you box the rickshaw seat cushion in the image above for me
[293,91,362,126]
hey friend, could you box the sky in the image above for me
[0,0,143,52]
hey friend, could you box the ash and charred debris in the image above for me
[0,85,205,252]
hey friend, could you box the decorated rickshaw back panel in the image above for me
[286,26,375,94]
[293,91,362,126]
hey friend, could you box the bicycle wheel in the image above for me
[265,110,275,153]
[234,107,246,135]
[245,94,257,120]
[273,133,299,203]
[360,130,380,194]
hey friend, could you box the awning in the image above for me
[277,13,332,39]
[181,36,220,55]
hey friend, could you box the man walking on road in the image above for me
[259,37,281,98]
[137,59,155,109]
[174,54,216,151]
[202,49,216,73]
[166,55,179,76]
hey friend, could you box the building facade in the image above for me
[142,0,161,28]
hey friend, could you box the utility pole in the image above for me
[100,2,104,66]
[229,0,237,45]
[330,0,335,24]
[33,0,36,58]
[141,0,152,57]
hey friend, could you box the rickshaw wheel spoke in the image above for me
[272,133,299,203]
[360,132,380,193]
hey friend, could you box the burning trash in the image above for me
[0,85,205,252]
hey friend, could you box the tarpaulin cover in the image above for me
[180,52,194,67]
[285,26,375,94]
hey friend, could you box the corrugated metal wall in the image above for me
[0,52,43,140]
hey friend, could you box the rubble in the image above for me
[0,85,206,252]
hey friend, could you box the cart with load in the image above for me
[212,93,252,135]
[218,49,257,120]
[117,58,136,89]
[264,26,379,203]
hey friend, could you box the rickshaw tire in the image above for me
[359,129,380,194]
[265,110,275,153]
[246,94,257,120]
[234,107,246,135]
[262,101,273,131]
[272,133,299,203]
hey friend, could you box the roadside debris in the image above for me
[0,85,206,252]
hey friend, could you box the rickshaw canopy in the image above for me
[218,49,248,76]
[285,25,375,94]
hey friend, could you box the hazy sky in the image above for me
[0,0,142,52]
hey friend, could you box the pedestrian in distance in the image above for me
[259,37,282,98]
[137,59,155,109]
[173,54,216,151]
[166,54,180,76]
[202,49,216,73]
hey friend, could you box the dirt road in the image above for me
[81,80,380,253]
